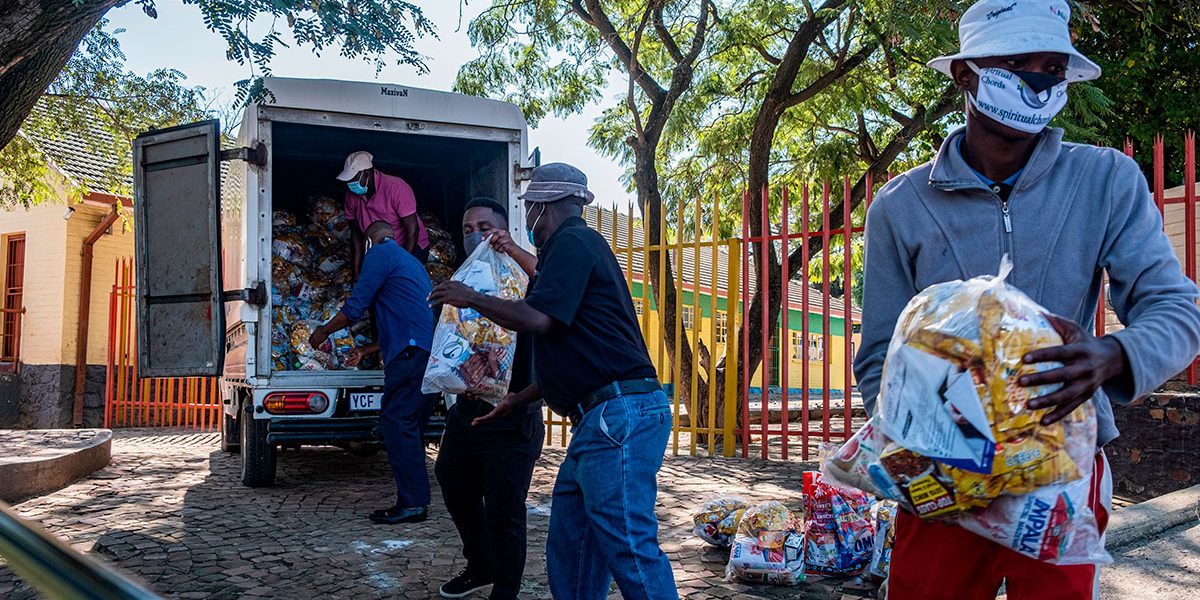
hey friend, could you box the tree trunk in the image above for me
[0,0,123,151]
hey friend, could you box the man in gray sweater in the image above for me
[853,1,1200,598]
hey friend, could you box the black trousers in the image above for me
[434,402,544,600]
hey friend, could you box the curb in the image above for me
[0,429,113,503]
[1105,483,1200,550]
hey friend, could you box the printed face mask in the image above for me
[463,231,486,256]
[966,61,1068,134]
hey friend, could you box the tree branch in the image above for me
[781,41,877,111]
[652,5,683,63]
[582,0,667,105]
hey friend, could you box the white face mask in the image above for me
[966,61,1069,134]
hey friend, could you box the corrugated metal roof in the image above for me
[583,205,860,319]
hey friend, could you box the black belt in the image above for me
[570,378,662,423]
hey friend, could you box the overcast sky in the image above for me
[106,1,630,208]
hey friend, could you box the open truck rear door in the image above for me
[132,120,226,377]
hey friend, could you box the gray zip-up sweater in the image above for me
[853,127,1200,446]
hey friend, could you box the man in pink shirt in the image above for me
[337,151,431,275]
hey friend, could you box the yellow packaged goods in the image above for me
[736,501,799,550]
[422,240,529,403]
[823,258,1107,565]
[877,445,967,518]
[692,496,750,547]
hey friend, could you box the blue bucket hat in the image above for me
[518,162,595,204]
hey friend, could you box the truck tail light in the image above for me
[264,392,328,414]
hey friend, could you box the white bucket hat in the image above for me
[927,0,1101,82]
[336,151,374,181]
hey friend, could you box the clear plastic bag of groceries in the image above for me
[422,238,529,403]
[823,257,1108,565]
[724,502,807,586]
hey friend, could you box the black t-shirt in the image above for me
[524,217,658,414]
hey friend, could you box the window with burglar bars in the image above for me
[681,305,694,331]
[633,298,644,316]
[715,311,727,343]
[2,234,26,369]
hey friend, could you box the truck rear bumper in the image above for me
[266,416,380,445]
[264,415,447,445]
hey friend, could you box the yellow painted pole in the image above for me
[689,202,701,455]
[672,206,683,456]
[707,193,719,456]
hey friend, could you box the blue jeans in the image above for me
[546,390,678,600]
[380,348,436,508]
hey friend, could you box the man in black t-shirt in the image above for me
[433,198,544,600]
[430,164,678,600]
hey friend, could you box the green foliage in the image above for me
[2,0,434,208]
[134,0,435,103]
[0,21,214,207]
[1072,0,1200,183]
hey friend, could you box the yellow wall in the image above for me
[0,201,70,364]
[62,203,135,364]
[630,300,860,391]
[0,199,134,367]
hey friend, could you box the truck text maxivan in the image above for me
[132,77,535,486]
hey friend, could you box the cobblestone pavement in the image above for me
[0,429,867,600]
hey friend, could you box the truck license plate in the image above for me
[349,393,383,411]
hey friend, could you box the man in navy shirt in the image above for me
[431,164,677,600]
[311,220,435,525]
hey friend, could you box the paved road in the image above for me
[1100,523,1200,599]
[0,429,856,599]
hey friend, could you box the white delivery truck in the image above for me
[132,77,536,486]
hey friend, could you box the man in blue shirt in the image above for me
[310,220,435,525]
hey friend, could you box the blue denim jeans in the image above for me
[546,390,678,600]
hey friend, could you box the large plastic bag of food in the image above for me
[422,240,529,403]
[867,501,897,580]
[950,457,1105,563]
[803,471,874,577]
[823,257,1107,564]
[724,502,806,585]
[693,496,750,547]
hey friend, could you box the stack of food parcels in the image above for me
[270,197,376,372]
[822,259,1109,565]
[422,239,528,402]
[695,481,892,587]
[724,502,808,585]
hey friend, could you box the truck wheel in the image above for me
[221,410,241,453]
[240,412,276,487]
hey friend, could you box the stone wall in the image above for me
[0,373,19,427]
[1106,391,1200,501]
[15,363,107,428]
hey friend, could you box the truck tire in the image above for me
[240,412,276,487]
[221,410,241,453]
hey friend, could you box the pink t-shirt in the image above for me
[344,171,430,250]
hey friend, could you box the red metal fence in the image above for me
[105,258,222,430]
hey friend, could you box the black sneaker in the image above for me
[438,571,493,598]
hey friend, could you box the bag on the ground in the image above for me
[724,501,806,585]
[693,496,750,547]
[422,239,529,403]
[803,471,875,576]
[821,257,1109,565]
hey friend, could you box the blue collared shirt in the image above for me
[341,238,434,364]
